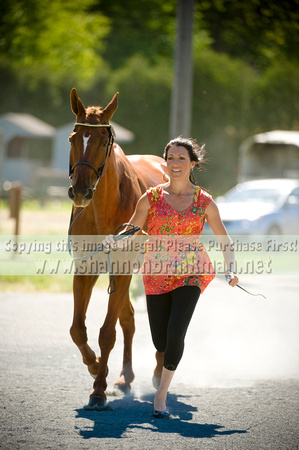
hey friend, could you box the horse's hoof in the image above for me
[114,382,131,394]
[113,373,132,394]
[83,396,108,411]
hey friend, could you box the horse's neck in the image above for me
[91,150,139,234]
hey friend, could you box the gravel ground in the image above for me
[1,275,299,449]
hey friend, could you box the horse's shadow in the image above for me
[74,390,247,440]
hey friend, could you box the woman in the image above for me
[105,137,239,418]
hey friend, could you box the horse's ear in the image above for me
[70,88,86,117]
[102,92,119,122]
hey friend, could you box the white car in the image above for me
[205,179,299,235]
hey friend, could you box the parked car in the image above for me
[204,179,299,235]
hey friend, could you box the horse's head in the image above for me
[68,88,118,207]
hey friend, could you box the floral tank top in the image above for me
[142,185,215,295]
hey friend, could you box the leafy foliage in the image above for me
[106,55,172,156]
[252,61,299,132]
[0,0,110,85]
[89,0,177,67]
[197,0,299,69]
[0,0,298,194]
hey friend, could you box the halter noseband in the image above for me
[69,122,115,191]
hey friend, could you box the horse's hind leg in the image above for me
[114,294,135,391]
[69,274,100,378]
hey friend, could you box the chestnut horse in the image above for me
[68,88,166,410]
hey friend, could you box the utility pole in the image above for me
[170,0,195,138]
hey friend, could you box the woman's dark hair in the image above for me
[163,137,206,170]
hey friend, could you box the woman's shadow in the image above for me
[74,390,247,440]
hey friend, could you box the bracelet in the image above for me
[225,270,235,282]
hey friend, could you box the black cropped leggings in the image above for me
[146,285,201,371]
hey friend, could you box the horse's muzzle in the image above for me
[68,185,94,207]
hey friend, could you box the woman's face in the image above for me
[166,145,195,180]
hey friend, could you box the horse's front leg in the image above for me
[86,276,132,409]
[69,274,100,378]
[114,288,135,392]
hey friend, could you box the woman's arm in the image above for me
[205,199,239,286]
[103,192,150,249]
[127,192,151,231]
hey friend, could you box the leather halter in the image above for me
[69,122,115,191]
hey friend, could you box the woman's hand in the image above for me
[102,193,149,253]
[225,272,239,287]
[102,234,117,252]
[102,231,136,252]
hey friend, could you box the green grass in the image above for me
[0,274,110,293]
[0,274,145,298]
[0,198,71,212]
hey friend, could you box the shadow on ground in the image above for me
[75,392,247,440]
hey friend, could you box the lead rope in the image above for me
[107,223,141,294]
[226,275,267,299]
[67,206,85,258]
[68,214,140,294]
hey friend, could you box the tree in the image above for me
[197,0,299,69]
[0,0,110,86]
[89,0,177,68]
